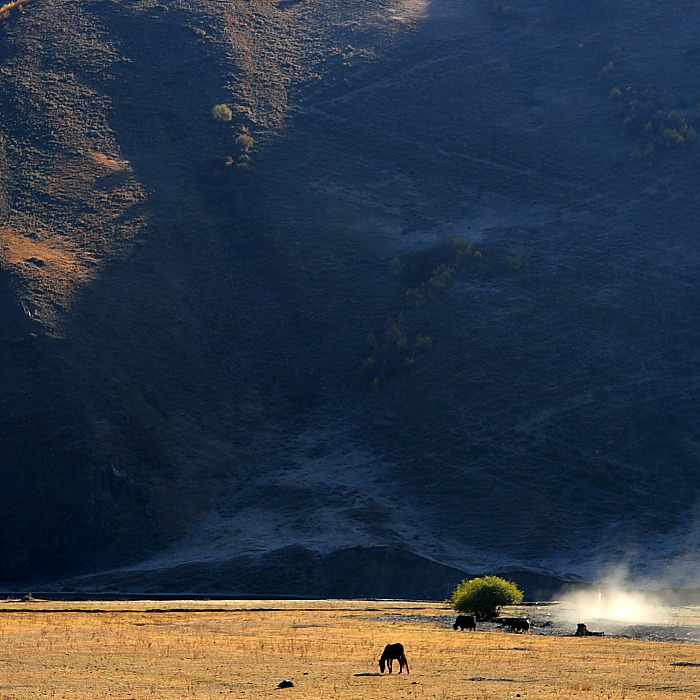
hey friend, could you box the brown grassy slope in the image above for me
[0,0,147,318]
[0,599,697,699]
[0,0,251,576]
[0,0,419,581]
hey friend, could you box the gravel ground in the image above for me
[373,607,700,644]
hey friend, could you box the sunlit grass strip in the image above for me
[0,600,696,699]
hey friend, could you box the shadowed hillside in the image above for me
[1,0,698,598]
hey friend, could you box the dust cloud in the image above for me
[558,570,669,623]
[557,504,700,623]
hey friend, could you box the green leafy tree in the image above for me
[450,575,524,618]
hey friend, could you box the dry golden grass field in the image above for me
[0,598,697,699]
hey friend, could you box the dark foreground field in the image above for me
[0,598,697,699]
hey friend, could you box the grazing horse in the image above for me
[378,643,409,674]
[453,614,477,631]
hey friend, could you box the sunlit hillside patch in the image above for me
[0,0,30,20]
[0,226,99,292]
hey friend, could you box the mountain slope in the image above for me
[1,0,698,597]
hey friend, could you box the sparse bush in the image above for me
[395,236,480,301]
[360,314,431,387]
[235,132,255,152]
[609,84,698,159]
[450,575,524,618]
[427,264,455,292]
[359,237,485,385]
[488,1,521,18]
[212,104,233,122]
[405,287,426,306]
[233,130,255,166]
[505,253,528,272]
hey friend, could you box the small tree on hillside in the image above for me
[450,575,524,619]
[212,103,233,122]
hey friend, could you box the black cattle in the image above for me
[574,623,604,637]
[453,614,477,631]
[500,617,531,633]
[378,643,410,674]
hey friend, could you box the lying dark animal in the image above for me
[574,623,604,637]
[499,617,530,633]
[378,642,409,674]
[453,614,477,631]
